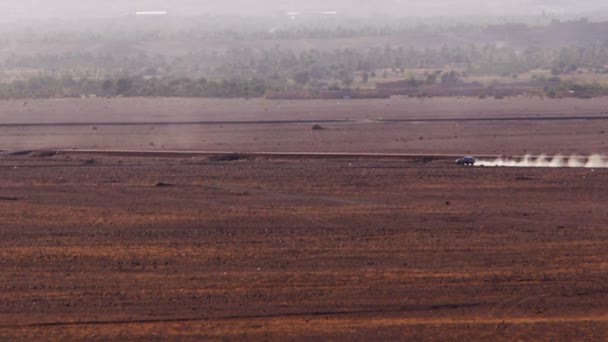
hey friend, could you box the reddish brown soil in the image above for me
[1,153,608,340]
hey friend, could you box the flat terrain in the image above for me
[2,97,608,340]
[0,97,607,155]
[1,152,608,340]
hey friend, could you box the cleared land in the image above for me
[1,97,608,340]
[0,97,607,155]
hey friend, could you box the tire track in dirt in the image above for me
[1,113,608,128]
[0,303,481,329]
[6,308,608,330]
[204,184,384,206]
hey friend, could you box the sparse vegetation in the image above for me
[2,19,608,99]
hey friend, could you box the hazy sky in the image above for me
[2,1,607,21]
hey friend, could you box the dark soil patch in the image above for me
[7,150,57,157]
[414,156,435,163]
[516,176,535,181]
[8,150,33,156]
[29,150,58,158]
[207,153,252,162]
[0,197,18,201]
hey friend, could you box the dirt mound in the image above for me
[414,156,435,163]
[9,150,57,158]
[8,150,34,156]
[207,153,252,162]
[154,182,174,187]
[0,196,18,201]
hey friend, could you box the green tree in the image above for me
[116,78,132,95]
[102,80,113,94]
[293,71,310,85]
[362,72,369,84]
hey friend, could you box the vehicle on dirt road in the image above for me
[456,156,477,166]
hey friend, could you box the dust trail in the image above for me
[476,154,608,168]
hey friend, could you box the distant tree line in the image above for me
[1,72,607,100]
[4,44,608,84]
[0,76,269,99]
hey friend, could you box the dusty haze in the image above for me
[2,0,608,21]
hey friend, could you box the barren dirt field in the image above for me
[0,97,607,154]
[2,97,608,340]
[0,152,607,340]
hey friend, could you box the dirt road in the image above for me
[1,97,608,155]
